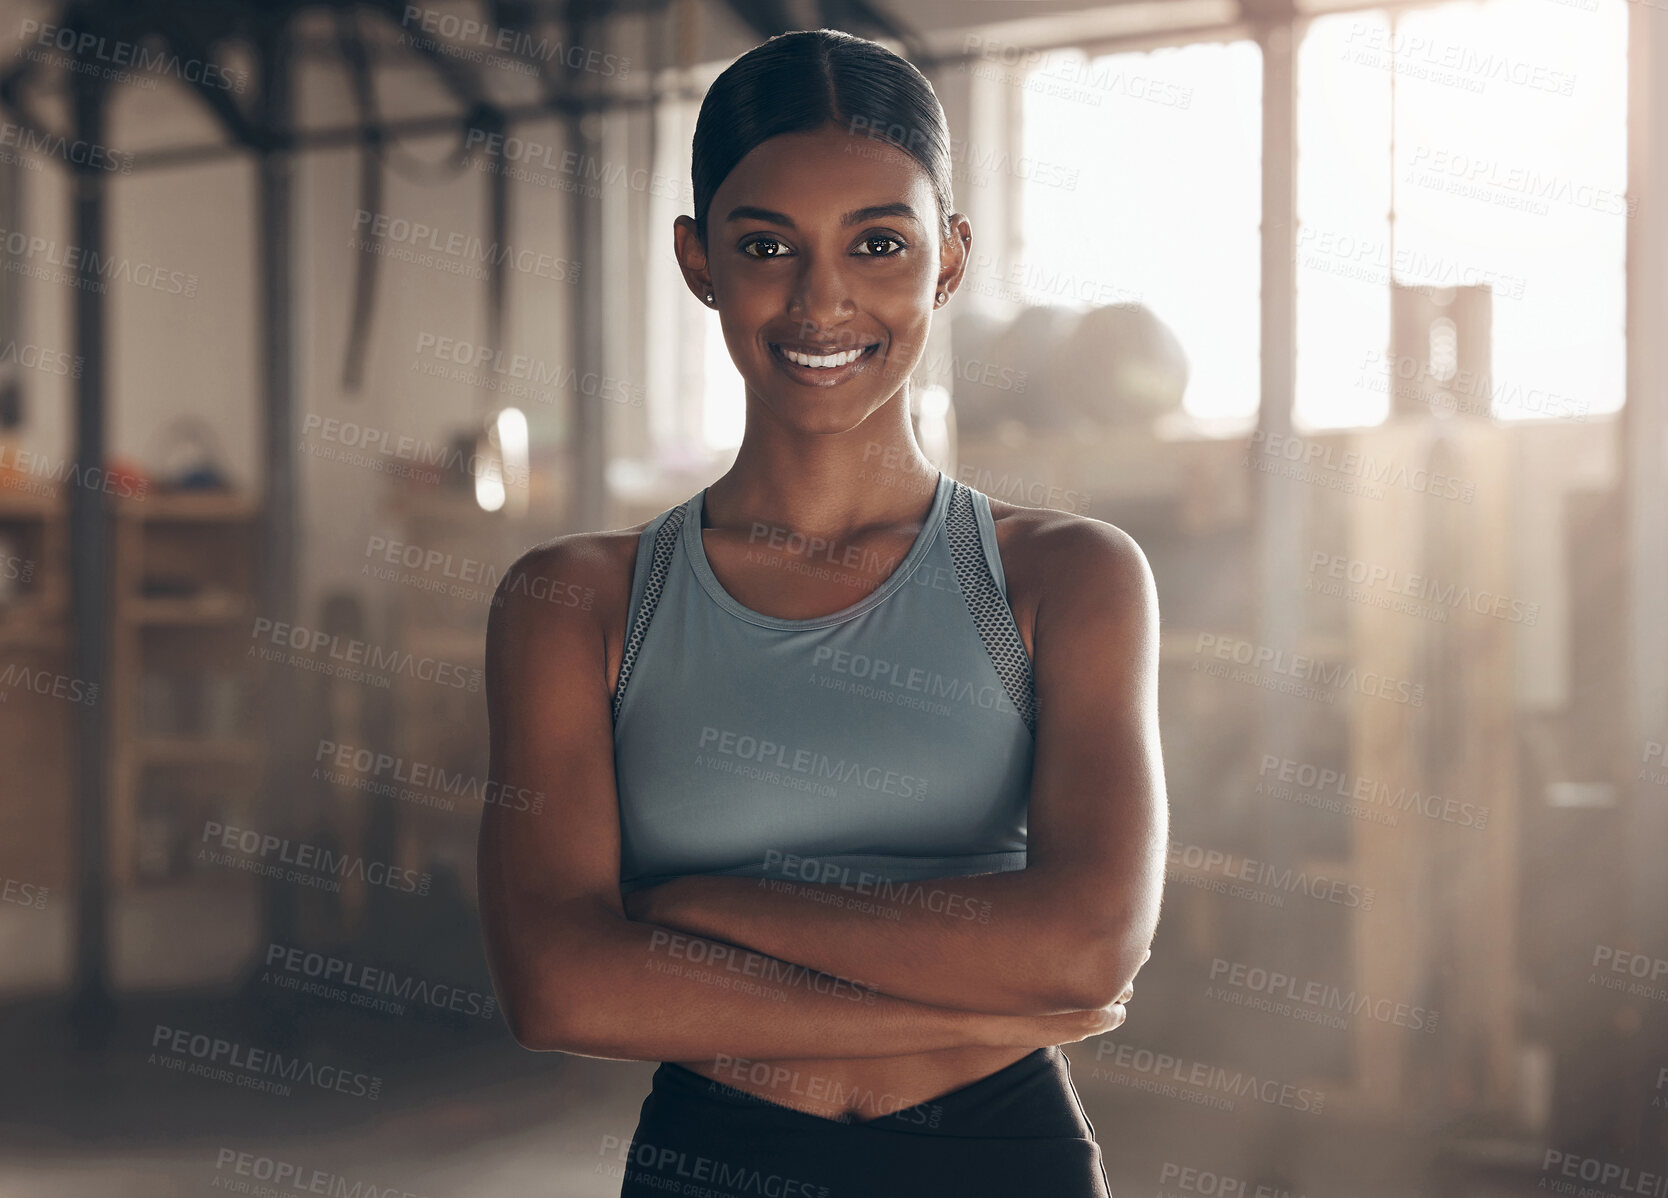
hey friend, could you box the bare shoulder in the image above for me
[984,495,1156,620]
[487,518,658,669]
[495,523,647,607]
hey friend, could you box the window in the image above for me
[1018,41,1265,425]
[1296,0,1627,427]
[645,89,745,464]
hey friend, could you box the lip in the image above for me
[768,341,880,387]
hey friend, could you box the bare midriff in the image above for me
[670,1045,1038,1124]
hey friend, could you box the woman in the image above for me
[477,28,1167,1198]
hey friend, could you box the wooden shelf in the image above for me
[123,594,249,625]
[0,484,60,518]
[0,608,66,649]
[116,489,260,522]
[110,492,262,888]
[131,736,263,767]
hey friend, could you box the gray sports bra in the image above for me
[612,471,1037,894]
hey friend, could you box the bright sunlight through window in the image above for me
[1296,0,1626,427]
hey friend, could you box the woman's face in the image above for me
[676,121,969,435]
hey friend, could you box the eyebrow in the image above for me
[723,202,921,229]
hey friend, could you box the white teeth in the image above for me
[781,346,864,368]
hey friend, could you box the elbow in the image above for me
[499,980,576,1052]
[1054,927,1155,1012]
[483,899,619,1053]
[492,940,604,1053]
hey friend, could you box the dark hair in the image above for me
[691,29,955,245]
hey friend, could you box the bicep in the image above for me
[1025,522,1168,941]
[477,540,626,998]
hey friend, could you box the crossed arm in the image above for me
[624,520,1169,1018]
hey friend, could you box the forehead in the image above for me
[714,123,935,219]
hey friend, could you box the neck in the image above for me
[705,390,941,540]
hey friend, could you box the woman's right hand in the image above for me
[986,978,1136,1048]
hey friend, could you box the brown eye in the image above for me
[857,235,905,257]
[741,237,788,258]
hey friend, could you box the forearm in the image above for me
[511,900,1018,1062]
[637,867,1119,1016]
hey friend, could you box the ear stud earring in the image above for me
[704,290,714,304]
[935,290,947,306]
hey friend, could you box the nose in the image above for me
[786,255,855,341]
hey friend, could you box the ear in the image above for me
[936,213,973,304]
[673,215,714,306]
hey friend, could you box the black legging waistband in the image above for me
[656,1046,1088,1137]
[612,1047,1112,1198]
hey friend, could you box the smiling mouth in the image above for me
[770,343,880,370]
